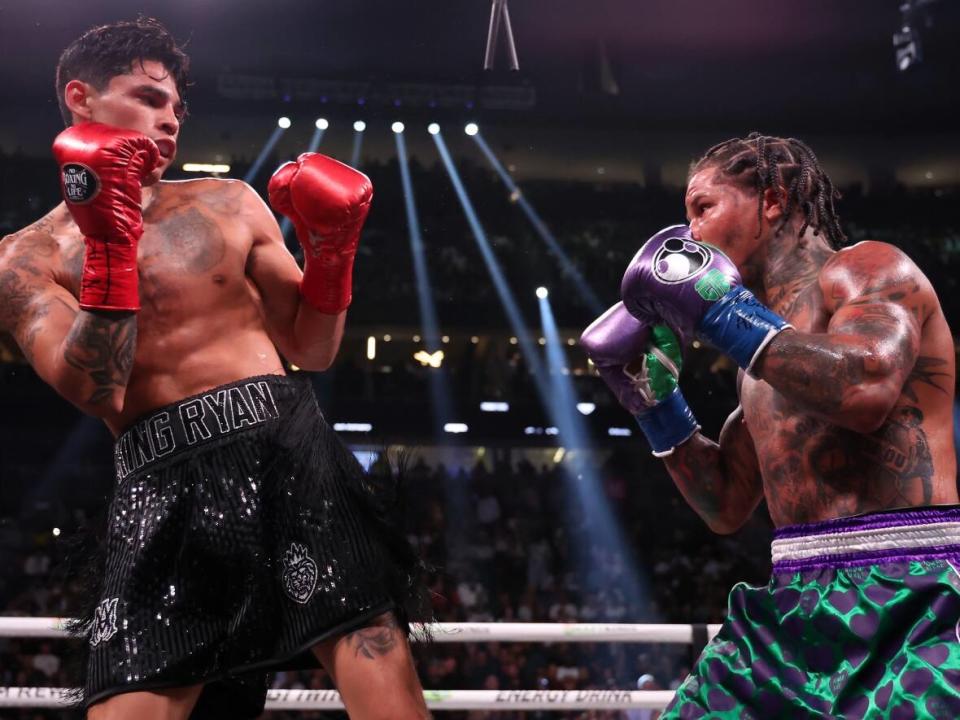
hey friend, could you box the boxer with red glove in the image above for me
[267,153,373,315]
[581,302,700,456]
[621,224,792,373]
[52,122,160,312]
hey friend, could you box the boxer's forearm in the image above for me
[285,302,346,371]
[60,309,137,414]
[662,432,762,534]
[752,327,915,434]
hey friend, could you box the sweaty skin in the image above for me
[0,178,341,435]
[661,169,957,530]
[0,60,344,435]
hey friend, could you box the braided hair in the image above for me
[689,132,846,248]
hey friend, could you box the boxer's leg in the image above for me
[87,684,204,720]
[311,611,429,720]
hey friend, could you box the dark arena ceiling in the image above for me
[1,0,958,145]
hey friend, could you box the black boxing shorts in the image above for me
[76,373,423,717]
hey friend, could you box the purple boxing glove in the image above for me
[621,224,792,373]
[581,302,700,457]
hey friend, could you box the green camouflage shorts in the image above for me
[664,506,960,719]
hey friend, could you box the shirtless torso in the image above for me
[661,154,957,532]
[0,177,336,435]
[741,240,956,525]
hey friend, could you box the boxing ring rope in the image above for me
[0,618,721,711]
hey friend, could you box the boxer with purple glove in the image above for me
[621,224,791,373]
[580,303,699,456]
[600,134,960,720]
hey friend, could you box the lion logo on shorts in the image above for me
[281,542,318,604]
[89,597,119,647]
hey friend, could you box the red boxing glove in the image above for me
[52,122,160,311]
[268,153,373,314]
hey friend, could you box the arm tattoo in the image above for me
[344,615,400,660]
[756,303,916,418]
[663,431,760,531]
[903,356,951,401]
[63,311,137,405]
[665,441,724,523]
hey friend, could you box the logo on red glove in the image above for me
[652,236,712,284]
[61,163,100,204]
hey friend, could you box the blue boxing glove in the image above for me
[581,302,700,457]
[621,224,792,373]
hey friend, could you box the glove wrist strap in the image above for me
[300,254,355,315]
[78,235,140,312]
[697,287,791,373]
[634,388,700,457]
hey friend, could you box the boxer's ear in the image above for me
[761,186,785,224]
[63,79,96,123]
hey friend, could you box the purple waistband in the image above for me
[770,505,960,573]
[774,505,960,540]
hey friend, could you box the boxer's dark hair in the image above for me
[55,16,189,126]
[689,132,846,248]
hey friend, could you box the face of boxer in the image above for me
[685,168,783,289]
[64,60,182,184]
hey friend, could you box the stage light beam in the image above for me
[537,289,649,610]
[470,131,605,314]
[396,126,456,436]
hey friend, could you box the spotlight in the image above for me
[52,527,61,537]
[353,120,366,132]
[536,286,548,299]
[366,336,376,360]
[182,163,231,174]
[480,401,509,412]
[413,334,422,343]
[333,422,373,433]
[414,350,444,368]
[277,117,291,129]
[894,25,921,71]
[608,427,633,437]
[444,423,469,434]
[892,0,930,72]
[315,118,329,130]
[464,122,479,136]
[442,335,450,344]
[428,123,440,135]
[391,121,405,134]
[576,402,596,416]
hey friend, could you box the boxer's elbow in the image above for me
[283,345,338,372]
[65,386,126,418]
[45,364,126,417]
[292,354,336,372]
[832,381,901,435]
[706,511,750,536]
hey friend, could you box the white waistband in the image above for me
[771,521,960,564]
